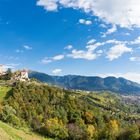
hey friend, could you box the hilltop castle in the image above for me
[12,69,29,82]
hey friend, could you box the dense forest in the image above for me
[0,81,139,140]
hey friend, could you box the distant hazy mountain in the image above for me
[29,71,140,95]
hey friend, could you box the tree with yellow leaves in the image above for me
[87,124,96,139]
[108,119,119,135]
[42,117,68,139]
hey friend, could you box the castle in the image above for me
[12,69,29,82]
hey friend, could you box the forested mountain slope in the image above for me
[29,71,140,95]
[0,82,139,140]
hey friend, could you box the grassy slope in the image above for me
[0,121,53,140]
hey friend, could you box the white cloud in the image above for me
[130,36,140,45]
[105,39,122,44]
[67,38,134,61]
[107,44,132,61]
[52,54,64,60]
[68,49,98,60]
[97,72,140,84]
[99,23,107,28]
[37,0,140,28]
[102,24,117,37]
[41,36,140,64]
[37,0,58,11]
[52,69,62,75]
[64,45,73,50]
[87,39,96,45]
[16,45,32,53]
[23,45,32,50]
[130,57,140,62]
[97,49,103,54]
[41,54,64,64]
[86,42,105,51]
[79,19,92,25]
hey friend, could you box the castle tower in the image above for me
[21,69,29,79]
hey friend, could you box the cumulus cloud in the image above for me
[102,24,117,37]
[67,38,135,61]
[130,36,140,45]
[105,39,123,45]
[79,19,92,25]
[37,0,58,11]
[107,44,132,61]
[37,0,140,28]
[68,49,98,60]
[41,36,140,64]
[86,42,105,51]
[66,39,108,60]
[52,69,62,75]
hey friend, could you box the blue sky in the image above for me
[1,0,140,83]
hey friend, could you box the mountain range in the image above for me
[29,71,140,95]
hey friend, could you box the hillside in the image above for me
[0,121,52,140]
[0,81,139,140]
[0,86,53,140]
[29,71,140,95]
